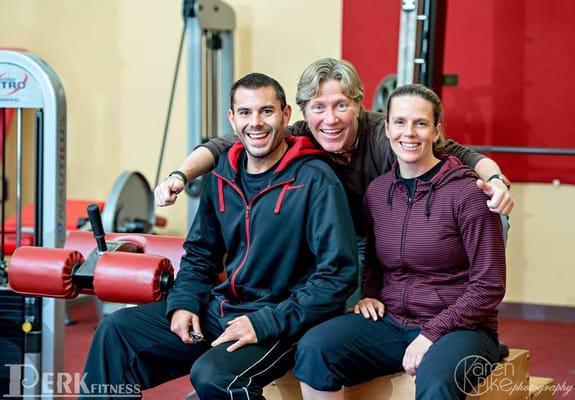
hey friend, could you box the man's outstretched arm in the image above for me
[155,135,237,206]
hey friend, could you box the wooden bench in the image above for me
[529,377,555,400]
[263,349,532,400]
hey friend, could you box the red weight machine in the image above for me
[9,205,184,305]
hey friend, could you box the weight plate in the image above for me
[101,171,154,233]
[371,74,397,113]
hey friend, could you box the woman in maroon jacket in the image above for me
[293,84,506,400]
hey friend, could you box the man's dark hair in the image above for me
[230,73,287,111]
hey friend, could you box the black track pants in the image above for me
[82,300,295,400]
[294,313,499,400]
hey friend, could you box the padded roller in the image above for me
[93,252,174,303]
[9,246,84,299]
[65,231,185,272]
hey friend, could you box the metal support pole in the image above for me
[0,49,67,399]
[397,0,447,90]
[184,0,235,226]
[219,31,234,135]
[15,108,23,248]
[186,8,204,222]
[397,0,418,86]
[208,32,221,141]
[0,108,6,284]
[470,145,575,156]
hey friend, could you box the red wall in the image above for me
[342,0,575,184]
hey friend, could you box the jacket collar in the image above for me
[227,136,323,175]
[388,155,478,218]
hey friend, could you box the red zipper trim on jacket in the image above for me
[274,184,290,214]
[219,299,229,317]
[274,183,304,213]
[212,171,295,301]
[217,176,225,212]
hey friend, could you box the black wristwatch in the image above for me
[169,170,188,184]
[487,174,511,190]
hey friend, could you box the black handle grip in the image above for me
[87,204,107,252]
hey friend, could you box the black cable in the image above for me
[154,19,188,188]
[34,110,44,247]
[1,108,6,282]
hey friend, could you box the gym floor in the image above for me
[64,300,575,400]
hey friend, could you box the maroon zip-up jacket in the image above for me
[363,156,506,342]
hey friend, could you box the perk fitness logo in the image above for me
[3,364,141,398]
[454,355,573,398]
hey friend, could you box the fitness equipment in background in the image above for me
[77,171,156,234]
[371,74,397,113]
[0,1,235,395]
[0,48,66,399]
[102,171,155,233]
[154,0,235,227]
[66,171,157,322]
[2,170,157,258]
[9,205,175,305]
[0,49,159,398]
[371,0,447,110]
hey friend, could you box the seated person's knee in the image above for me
[189,359,224,398]
[296,326,338,365]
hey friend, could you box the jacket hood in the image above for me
[387,155,478,218]
[226,136,323,175]
[214,136,324,215]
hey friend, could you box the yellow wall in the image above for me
[504,183,575,307]
[1,1,574,308]
[0,0,342,233]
